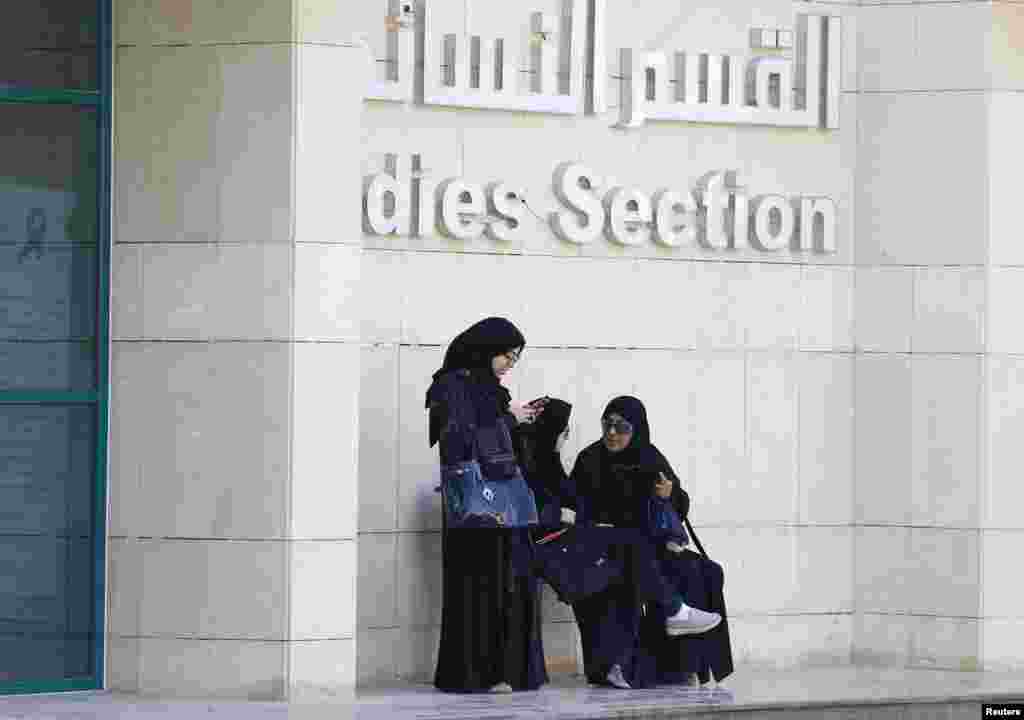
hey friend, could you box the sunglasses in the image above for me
[503,349,521,365]
[601,417,634,435]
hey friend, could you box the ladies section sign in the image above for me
[362,0,841,254]
[367,0,841,131]
[363,160,837,254]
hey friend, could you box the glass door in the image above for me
[0,1,110,694]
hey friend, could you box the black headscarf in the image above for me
[516,398,572,481]
[598,397,704,553]
[425,317,526,448]
[530,398,572,453]
[601,396,653,465]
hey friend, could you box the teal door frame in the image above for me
[0,0,112,695]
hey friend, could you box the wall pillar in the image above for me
[108,0,370,699]
[852,0,1024,671]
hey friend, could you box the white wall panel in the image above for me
[909,356,982,529]
[798,354,855,525]
[854,355,912,525]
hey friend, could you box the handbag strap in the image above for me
[684,516,708,558]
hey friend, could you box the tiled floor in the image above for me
[2,667,1023,720]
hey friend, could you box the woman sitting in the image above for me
[569,396,721,689]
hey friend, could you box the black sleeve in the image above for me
[654,453,690,521]
[427,376,476,464]
[566,447,593,519]
[544,451,576,511]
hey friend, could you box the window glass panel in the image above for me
[0,2,99,92]
[0,405,96,682]
[0,103,99,392]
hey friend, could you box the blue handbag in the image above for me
[438,420,539,529]
[648,498,687,540]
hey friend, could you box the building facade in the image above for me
[2,0,1024,701]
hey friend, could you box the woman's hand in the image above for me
[654,471,673,499]
[510,401,542,425]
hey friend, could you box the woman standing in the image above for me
[426,317,547,693]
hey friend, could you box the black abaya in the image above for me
[426,318,547,693]
[434,526,547,692]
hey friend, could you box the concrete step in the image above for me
[1,667,1022,719]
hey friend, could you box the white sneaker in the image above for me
[665,604,722,636]
[605,664,631,690]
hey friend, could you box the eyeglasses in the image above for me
[503,349,521,365]
[601,417,634,435]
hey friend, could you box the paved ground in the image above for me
[1,667,1023,719]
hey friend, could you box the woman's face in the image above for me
[491,346,521,379]
[555,425,570,453]
[601,413,633,453]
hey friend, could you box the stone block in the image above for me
[991,3,1024,91]
[916,3,994,92]
[139,244,293,340]
[908,615,981,671]
[360,251,406,345]
[855,526,913,615]
[107,538,143,637]
[395,532,443,627]
[854,356,912,525]
[288,639,357,701]
[357,533,399,629]
[293,244,363,342]
[359,345,400,533]
[798,353,854,525]
[853,613,910,668]
[111,244,143,339]
[856,93,988,266]
[295,44,371,245]
[986,356,1024,530]
[291,342,361,540]
[135,637,286,699]
[356,627,399,686]
[988,268,1024,354]
[729,614,852,669]
[800,266,854,352]
[394,626,440,683]
[857,5,918,93]
[981,530,1024,619]
[692,262,750,349]
[912,268,985,354]
[909,355,982,528]
[907,528,980,619]
[687,352,746,525]
[982,618,1024,671]
[744,352,800,523]
[137,538,288,640]
[110,342,291,539]
[290,540,357,641]
[854,267,913,353]
[396,346,444,532]
[114,0,292,45]
[989,93,1024,267]
[115,46,293,245]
